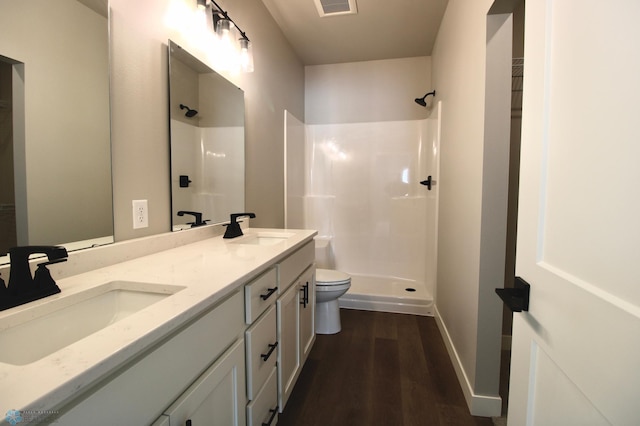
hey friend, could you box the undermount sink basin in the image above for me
[0,281,185,365]
[232,231,295,246]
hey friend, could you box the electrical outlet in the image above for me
[132,199,148,229]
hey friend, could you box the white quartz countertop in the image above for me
[0,228,316,415]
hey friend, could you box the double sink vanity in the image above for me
[2,4,312,424]
[0,227,317,425]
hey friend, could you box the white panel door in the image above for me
[509,1,640,425]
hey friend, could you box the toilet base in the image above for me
[315,299,342,334]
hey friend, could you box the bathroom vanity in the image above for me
[0,228,316,425]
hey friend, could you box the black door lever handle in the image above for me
[495,277,530,312]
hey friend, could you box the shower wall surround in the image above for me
[286,111,439,298]
[306,119,436,285]
[170,120,244,227]
[290,56,437,303]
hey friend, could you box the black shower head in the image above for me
[415,90,436,107]
[180,104,198,117]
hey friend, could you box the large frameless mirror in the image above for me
[0,0,113,264]
[168,40,245,230]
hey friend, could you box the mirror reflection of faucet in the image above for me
[177,211,209,228]
[223,213,256,239]
[0,246,68,311]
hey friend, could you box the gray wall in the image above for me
[431,0,511,415]
[305,57,432,124]
[109,0,304,240]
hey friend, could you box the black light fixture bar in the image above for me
[210,0,250,42]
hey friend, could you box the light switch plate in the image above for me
[132,199,148,229]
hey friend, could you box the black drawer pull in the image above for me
[186,420,192,426]
[299,282,309,307]
[262,407,278,426]
[261,342,278,361]
[260,287,278,301]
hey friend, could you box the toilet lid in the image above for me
[316,268,351,286]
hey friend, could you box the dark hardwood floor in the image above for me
[278,309,494,426]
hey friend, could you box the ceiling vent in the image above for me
[314,0,358,17]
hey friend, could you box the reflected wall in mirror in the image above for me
[168,41,245,230]
[0,0,113,261]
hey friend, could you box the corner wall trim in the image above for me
[433,305,502,417]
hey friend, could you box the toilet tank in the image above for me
[314,237,335,269]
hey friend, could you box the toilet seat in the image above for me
[316,269,351,286]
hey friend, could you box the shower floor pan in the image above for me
[338,274,434,316]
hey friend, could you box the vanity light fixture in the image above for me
[207,0,254,72]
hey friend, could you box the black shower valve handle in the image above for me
[420,176,436,190]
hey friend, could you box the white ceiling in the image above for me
[260,0,449,65]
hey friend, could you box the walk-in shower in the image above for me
[285,105,441,316]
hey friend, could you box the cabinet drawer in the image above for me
[247,367,278,426]
[278,240,314,293]
[245,267,278,324]
[245,305,277,400]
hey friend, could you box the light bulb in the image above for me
[239,38,254,72]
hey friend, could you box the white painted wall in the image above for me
[108,0,304,240]
[431,0,511,416]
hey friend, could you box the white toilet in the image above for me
[314,238,351,334]
[315,269,351,334]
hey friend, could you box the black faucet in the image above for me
[0,246,68,311]
[223,213,256,239]
[177,210,209,228]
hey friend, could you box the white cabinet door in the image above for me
[509,1,640,424]
[153,339,247,426]
[276,282,300,412]
[299,267,315,364]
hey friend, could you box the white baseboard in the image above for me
[434,305,502,417]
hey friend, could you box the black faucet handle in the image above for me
[229,212,256,224]
[37,258,68,268]
[178,210,209,227]
[8,245,68,261]
[223,213,256,239]
[4,246,66,309]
